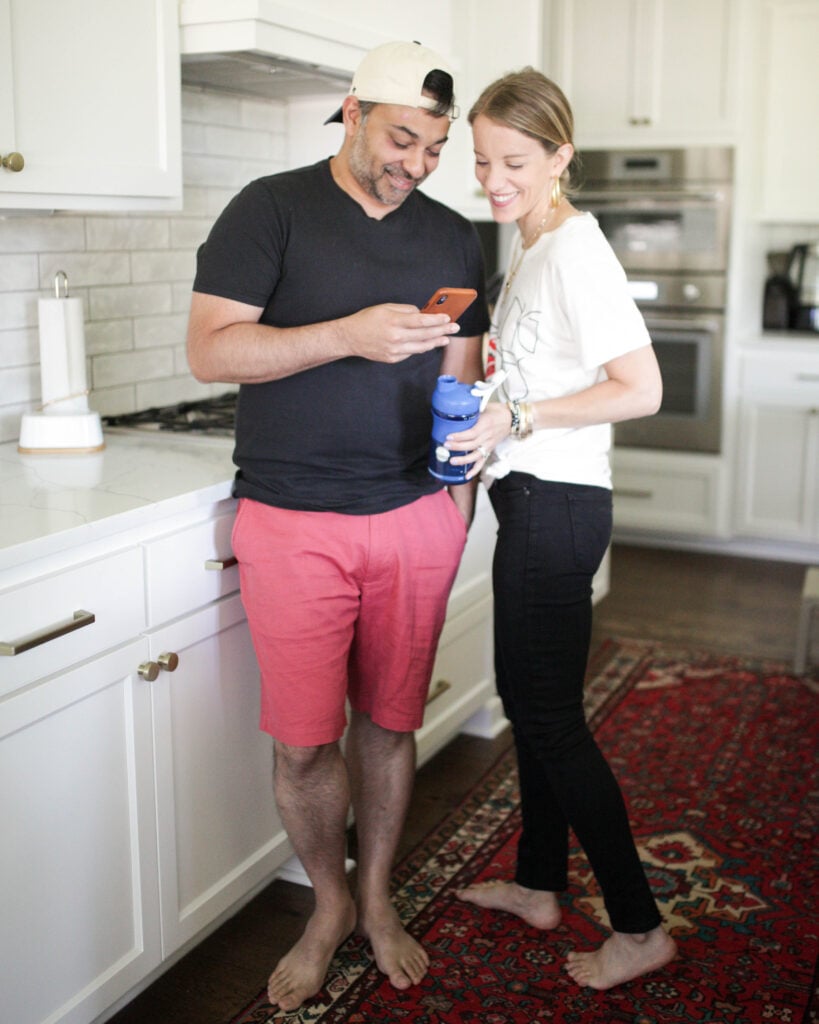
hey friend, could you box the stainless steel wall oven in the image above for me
[576,147,733,453]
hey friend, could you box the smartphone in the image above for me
[421,287,477,321]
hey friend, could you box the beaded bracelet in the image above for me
[508,400,535,439]
[507,400,521,436]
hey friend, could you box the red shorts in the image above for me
[231,491,468,745]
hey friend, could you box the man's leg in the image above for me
[267,740,357,1012]
[346,710,429,989]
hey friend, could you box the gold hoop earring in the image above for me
[550,176,562,208]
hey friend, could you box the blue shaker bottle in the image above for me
[428,374,481,484]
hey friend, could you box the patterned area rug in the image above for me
[230,638,819,1024]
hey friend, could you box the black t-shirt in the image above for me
[193,159,490,514]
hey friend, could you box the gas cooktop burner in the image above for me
[103,392,237,436]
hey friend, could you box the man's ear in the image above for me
[342,95,363,136]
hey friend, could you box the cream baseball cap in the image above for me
[325,41,458,124]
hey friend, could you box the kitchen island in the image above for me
[0,430,500,1024]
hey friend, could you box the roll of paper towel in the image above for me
[38,293,90,414]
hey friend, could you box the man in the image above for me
[186,41,489,1014]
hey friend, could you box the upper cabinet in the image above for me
[0,0,181,211]
[545,0,741,147]
[757,0,819,222]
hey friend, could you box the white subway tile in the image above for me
[136,374,209,409]
[131,250,196,284]
[93,347,175,389]
[170,217,213,249]
[84,319,134,356]
[0,291,38,331]
[172,282,194,314]
[39,252,130,289]
[0,217,85,254]
[85,218,170,251]
[134,313,189,348]
[0,327,38,368]
[0,364,39,404]
[88,283,173,321]
[0,254,38,291]
[206,124,281,160]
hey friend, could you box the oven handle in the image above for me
[580,190,727,205]
[642,314,723,333]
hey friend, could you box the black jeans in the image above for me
[489,472,661,934]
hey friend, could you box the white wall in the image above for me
[0,88,297,445]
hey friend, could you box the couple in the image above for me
[186,40,676,1014]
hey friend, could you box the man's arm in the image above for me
[186,291,462,385]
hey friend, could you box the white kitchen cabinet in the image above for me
[735,351,819,543]
[417,487,498,762]
[0,645,162,1024]
[758,0,819,221]
[611,447,725,537]
[0,0,181,210]
[545,0,740,146]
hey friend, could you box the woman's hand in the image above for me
[445,402,514,479]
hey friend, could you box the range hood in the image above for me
[179,0,376,101]
[181,52,351,101]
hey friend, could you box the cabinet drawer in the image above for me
[0,547,144,694]
[741,357,819,403]
[144,512,240,625]
[612,462,719,535]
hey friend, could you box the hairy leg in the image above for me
[565,926,677,990]
[346,711,429,990]
[267,741,357,1012]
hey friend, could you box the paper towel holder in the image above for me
[17,270,105,455]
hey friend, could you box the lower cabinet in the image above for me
[0,641,162,1024]
[1,489,500,1024]
[734,349,819,545]
[148,594,292,955]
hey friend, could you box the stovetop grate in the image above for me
[103,392,237,436]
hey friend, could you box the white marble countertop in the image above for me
[0,430,237,575]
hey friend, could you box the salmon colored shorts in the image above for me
[231,491,468,746]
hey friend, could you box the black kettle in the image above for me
[762,250,796,330]
[787,243,819,331]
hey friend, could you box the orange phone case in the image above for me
[421,287,477,321]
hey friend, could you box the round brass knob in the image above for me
[1,152,24,172]
[138,661,160,681]
[157,651,179,672]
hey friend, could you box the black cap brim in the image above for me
[324,107,343,125]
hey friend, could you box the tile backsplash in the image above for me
[0,88,299,445]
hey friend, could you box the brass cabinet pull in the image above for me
[1,152,24,172]
[0,609,95,656]
[426,679,452,705]
[138,661,160,681]
[157,651,179,672]
[205,555,238,571]
[613,487,654,500]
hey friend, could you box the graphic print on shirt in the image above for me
[489,293,544,403]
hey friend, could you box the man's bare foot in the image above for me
[267,898,356,1012]
[357,901,429,990]
[565,926,677,990]
[455,880,562,930]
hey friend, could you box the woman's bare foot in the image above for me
[267,897,356,1012]
[455,880,562,930]
[565,926,677,990]
[357,900,429,990]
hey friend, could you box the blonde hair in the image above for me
[468,68,578,194]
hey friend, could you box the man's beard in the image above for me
[348,131,422,207]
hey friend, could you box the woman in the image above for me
[446,68,676,991]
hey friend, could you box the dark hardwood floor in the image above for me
[105,544,810,1024]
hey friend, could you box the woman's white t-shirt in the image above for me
[484,212,652,490]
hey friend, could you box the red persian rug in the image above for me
[230,638,819,1024]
